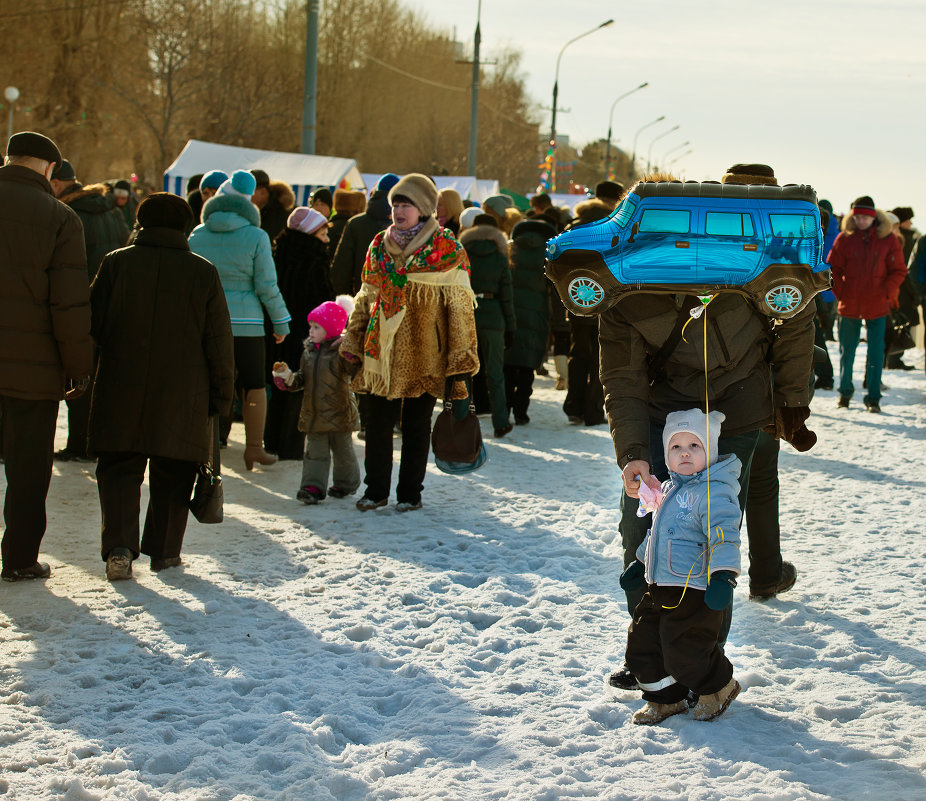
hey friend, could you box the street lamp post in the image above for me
[661,139,690,166]
[630,115,665,179]
[668,149,693,168]
[301,0,319,154]
[604,82,648,181]
[4,86,19,144]
[550,18,613,192]
[646,124,680,172]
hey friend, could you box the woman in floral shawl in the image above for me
[340,174,479,512]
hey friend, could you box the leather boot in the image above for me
[554,354,568,390]
[242,389,278,470]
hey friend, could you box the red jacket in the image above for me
[828,211,907,319]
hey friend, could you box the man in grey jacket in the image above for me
[0,132,94,581]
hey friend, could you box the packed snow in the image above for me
[2,341,926,801]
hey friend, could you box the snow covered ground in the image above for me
[2,341,926,801]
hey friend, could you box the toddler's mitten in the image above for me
[272,364,293,390]
[704,571,737,610]
[619,560,646,592]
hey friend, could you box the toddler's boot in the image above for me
[691,678,741,721]
[632,700,688,725]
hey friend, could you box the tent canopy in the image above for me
[360,173,499,203]
[164,140,364,205]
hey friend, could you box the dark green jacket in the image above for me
[460,225,516,334]
[599,292,814,468]
[88,226,234,462]
[505,220,555,368]
[0,165,94,399]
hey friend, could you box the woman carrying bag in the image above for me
[340,174,479,512]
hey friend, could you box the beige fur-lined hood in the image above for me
[459,224,509,255]
[841,208,893,239]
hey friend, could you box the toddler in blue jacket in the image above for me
[620,408,742,725]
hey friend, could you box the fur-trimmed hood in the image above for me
[571,198,611,227]
[268,179,295,211]
[459,224,508,255]
[201,192,260,230]
[841,208,893,239]
[60,182,112,210]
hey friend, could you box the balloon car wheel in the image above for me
[568,276,605,310]
[764,284,802,314]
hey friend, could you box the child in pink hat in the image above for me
[272,295,360,503]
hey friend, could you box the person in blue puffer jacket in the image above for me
[189,170,291,470]
[619,408,742,726]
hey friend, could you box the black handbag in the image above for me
[431,378,487,474]
[885,312,916,355]
[189,416,224,523]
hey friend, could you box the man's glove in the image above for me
[763,406,817,452]
[704,570,737,610]
[504,330,514,349]
[64,376,91,400]
[619,560,646,592]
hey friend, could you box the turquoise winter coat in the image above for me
[189,193,291,337]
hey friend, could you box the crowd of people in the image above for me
[1,133,923,724]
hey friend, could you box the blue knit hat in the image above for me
[200,170,228,190]
[219,169,257,197]
[376,173,400,192]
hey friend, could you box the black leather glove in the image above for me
[619,560,646,592]
[763,406,817,452]
[504,330,514,350]
[704,570,737,610]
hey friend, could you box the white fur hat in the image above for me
[663,408,725,467]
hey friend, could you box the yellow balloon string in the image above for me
[662,296,717,610]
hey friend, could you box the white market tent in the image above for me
[359,173,499,203]
[164,140,364,205]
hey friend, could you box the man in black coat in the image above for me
[89,193,234,580]
[0,131,94,582]
[50,158,130,461]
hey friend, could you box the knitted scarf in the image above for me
[387,221,425,250]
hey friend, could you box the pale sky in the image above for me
[406,0,926,221]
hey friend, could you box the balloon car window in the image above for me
[613,198,637,228]
[638,209,690,234]
[705,212,755,237]
[769,214,816,237]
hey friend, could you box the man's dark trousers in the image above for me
[1,396,58,571]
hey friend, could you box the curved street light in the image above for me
[604,82,648,181]
[646,124,680,173]
[661,139,690,165]
[630,115,665,178]
[4,86,20,144]
[668,149,693,167]
[549,18,614,191]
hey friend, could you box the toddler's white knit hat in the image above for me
[663,408,725,467]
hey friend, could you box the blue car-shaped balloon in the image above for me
[545,180,830,318]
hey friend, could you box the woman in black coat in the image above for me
[88,193,234,580]
[264,207,335,459]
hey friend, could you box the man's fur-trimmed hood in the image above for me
[460,224,509,255]
[268,179,295,211]
[841,208,893,239]
[60,182,111,207]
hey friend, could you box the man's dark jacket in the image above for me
[88,226,234,463]
[59,182,130,281]
[0,165,93,400]
[599,293,814,468]
[329,188,392,296]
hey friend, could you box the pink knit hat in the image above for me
[287,206,329,235]
[306,295,355,339]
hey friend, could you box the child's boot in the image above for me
[632,700,688,725]
[691,678,741,721]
